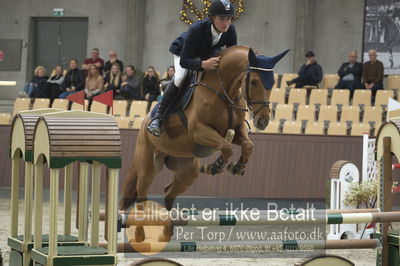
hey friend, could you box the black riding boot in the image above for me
[147,81,179,136]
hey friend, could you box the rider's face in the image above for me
[212,16,233,33]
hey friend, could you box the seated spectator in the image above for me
[22,66,49,97]
[60,59,85,99]
[104,63,122,97]
[81,48,104,76]
[104,50,124,75]
[363,49,384,101]
[286,51,323,88]
[84,64,104,99]
[159,66,175,92]
[120,65,141,100]
[335,51,363,98]
[45,65,65,103]
[143,66,160,104]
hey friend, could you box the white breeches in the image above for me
[173,55,188,88]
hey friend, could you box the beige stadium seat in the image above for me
[274,104,293,121]
[387,75,400,90]
[32,98,50,110]
[262,120,280,134]
[331,89,350,106]
[305,122,324,135]
[280,73,298,89]
[270,88,286,105]
[296,105,315,122]
[363,106,382,125]
[0,113,12,125]
[114,116,131,129]
[113,100,128,117]
[352,89,371,107]
[272,73,279,89]
[328,122,347,136]
[51,99,69,110]
[90,101,108,114]
[71,100,89,110]
[322,74,339,89]
[374,123,382,137]
[282,121,302,134]
[13,98,31,115]
[288,88,307,105]
[351,123,371,136]
[375,90,394,108]
[340,106,360,123]
[309,89,328,106]
[132,117,145,129]
[129,100,148,119]
[318,105,338,123]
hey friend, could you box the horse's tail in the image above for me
[119,161,138,210]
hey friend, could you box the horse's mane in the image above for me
[220,45,250,57]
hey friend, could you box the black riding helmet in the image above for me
[209,0,235,17]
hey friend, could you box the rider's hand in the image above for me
[202,57,220,71]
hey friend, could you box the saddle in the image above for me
[150,71,202,127]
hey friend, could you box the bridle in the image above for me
[192,66,273,128]
[244,66,273,118]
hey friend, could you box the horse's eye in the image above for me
[251,79,258,86]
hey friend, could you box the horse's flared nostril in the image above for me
[255,117,268,130]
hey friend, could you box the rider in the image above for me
[147,0,237,136]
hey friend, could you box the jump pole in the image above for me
[99,208,380,220]
[99,239,381,254]
[101,211,400,228]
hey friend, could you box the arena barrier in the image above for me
[8,110,121,266]
[7,110,400,266]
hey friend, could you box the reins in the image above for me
[191,65,271,129]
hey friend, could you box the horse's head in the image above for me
[243,48,289,130]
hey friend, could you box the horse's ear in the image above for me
[272,49,290,65]
[248,48,257,66]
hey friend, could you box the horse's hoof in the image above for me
[228,162,246,175]
[135,225,145,242]
[199,165,206,173]
[208,164,220,175]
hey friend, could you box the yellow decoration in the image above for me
[180,0,245,25]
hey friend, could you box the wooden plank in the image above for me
[49,130,120,135]
[51,151,121,157]
[47,126,119,130]
[45,119,115,123]
[47,123,117,127]
[51,146,121,152]
[49,135,121,140]
[50,140,122,146]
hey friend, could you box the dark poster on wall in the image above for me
[364,0,400,74]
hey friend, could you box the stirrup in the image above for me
[147,118,162,137]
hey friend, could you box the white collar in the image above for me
[211,24,223,46]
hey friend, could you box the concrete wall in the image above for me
[0,0,129,99]
[0,0,365,100]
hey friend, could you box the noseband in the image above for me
[245,66,273,118]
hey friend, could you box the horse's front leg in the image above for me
[228,122,254,175]
[191,123,233,175]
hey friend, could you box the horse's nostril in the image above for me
[257,117,268,129]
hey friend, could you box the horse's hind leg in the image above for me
[121,130,157,242]
[159,157,200,242]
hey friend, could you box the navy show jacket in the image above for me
[169,19,237,71]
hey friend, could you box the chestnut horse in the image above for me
[120,46,288,241]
